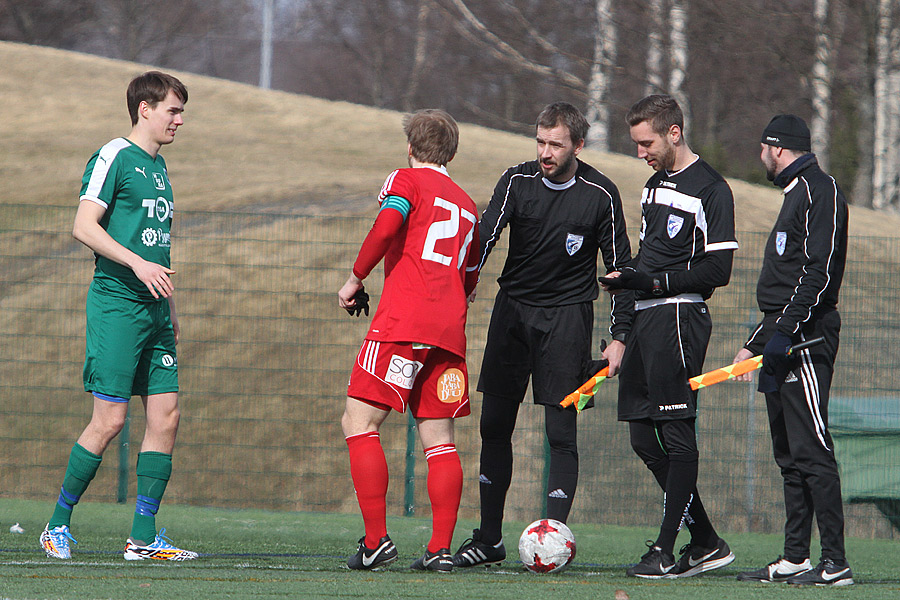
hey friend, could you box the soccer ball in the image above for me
[517,518,576,573]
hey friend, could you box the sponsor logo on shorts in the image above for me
[386,355,423,390]
[161,354,176,367]
[436,368,465,403]
[659,403,688,411]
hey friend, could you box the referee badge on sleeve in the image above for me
[565,233,584,256]
[776,231,787,255]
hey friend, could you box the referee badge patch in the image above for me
[565,233,584,256]
[666,214,684,238]
[776,231,787,255]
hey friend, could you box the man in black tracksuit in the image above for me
[451,102,632,568]
[734,114,852,586]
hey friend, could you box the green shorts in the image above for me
[83,283,178,398]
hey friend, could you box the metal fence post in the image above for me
[744,310,758,530]
[404,412,416,516]
[117,404,130,503]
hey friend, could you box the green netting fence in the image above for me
[1,205,898,539]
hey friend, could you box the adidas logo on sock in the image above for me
[548,488,568,499]
[479,474,492,485]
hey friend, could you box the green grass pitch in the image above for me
[0,498,897,599]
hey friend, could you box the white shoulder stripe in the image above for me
[82,138,130,203]
[706,241,739,252]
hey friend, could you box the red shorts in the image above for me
[348,339,470,419]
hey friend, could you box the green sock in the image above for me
[49,444,102,528]
[130,451,172,544]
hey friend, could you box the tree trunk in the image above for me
[585,0,617,150]
[403,0,430,112]
[811,0,832,171]
[669,0,691,135]
[646,0,665,95]
[873,0,893,210]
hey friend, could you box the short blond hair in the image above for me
[403,109,459,166]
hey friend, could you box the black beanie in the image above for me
[760,114,811,152]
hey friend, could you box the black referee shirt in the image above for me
[632,157,738,300]
[478,159,632,337]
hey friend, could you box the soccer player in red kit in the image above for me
[338,109,479,572]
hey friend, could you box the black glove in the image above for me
[599,269,665,296]
[758,331,795,393]
[344,288,370,317]
[582,338,610,380]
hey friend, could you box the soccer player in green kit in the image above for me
[40,71,197,561]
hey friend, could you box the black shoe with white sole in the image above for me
[626,541,675,578]
[786,559,854,587]
[668,537,735,578]
[736,556,812,582]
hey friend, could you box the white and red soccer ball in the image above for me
[518,518,576,573]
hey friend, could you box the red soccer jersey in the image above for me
[366,166,479,358]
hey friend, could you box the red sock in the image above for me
[424,444,462,552]
[346,431,388,548]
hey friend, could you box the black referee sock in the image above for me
[546,460,578,523]
[544,404,578,523]
[478,440,512,545]
[656,456,698,556]
[478,394,519,545]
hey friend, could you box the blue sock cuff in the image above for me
[135,495,160,516]
[57,486,80,511]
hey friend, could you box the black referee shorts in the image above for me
[618,302,711,421]
[477,290,593,408]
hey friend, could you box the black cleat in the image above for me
[410,547,453,572]
[451,529,506,567]
[346,535,398,570]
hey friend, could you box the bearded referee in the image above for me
[452,102,633,568]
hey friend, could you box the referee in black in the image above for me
[601,94,737,578]
[451,102,633,568]
[733,115,852,586]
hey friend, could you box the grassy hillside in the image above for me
[3,40,899,235]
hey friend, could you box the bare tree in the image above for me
[0,0,96,46]
[669,0,691,134]
[645,0,665,95]
[811,0,833,170]
[403,0,432,111]
[586,0,618,149]
[873,0,900,211]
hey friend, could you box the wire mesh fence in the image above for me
[1,205,898,539]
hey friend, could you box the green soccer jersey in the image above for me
[79,138,174,302]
